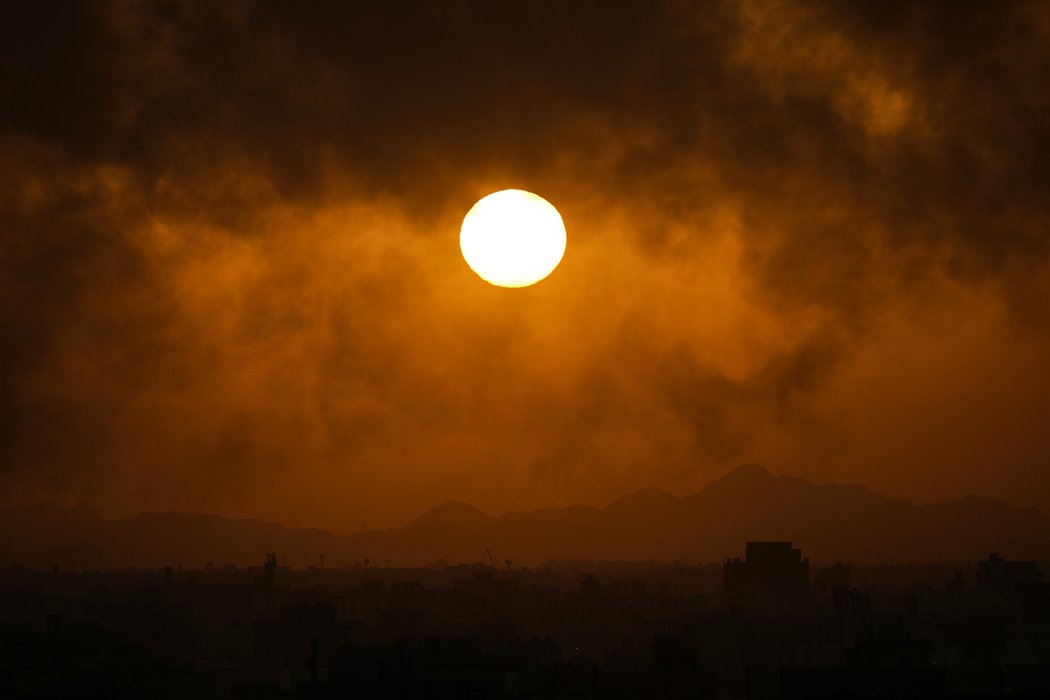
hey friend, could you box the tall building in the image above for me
[723,541,810,604]
[977,553,1044,598]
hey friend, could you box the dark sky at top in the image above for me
[2,0,1049,531]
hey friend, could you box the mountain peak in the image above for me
[3,468,1049,567]
[407,501,491,530]
[683,463,795,505]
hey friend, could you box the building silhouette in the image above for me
[976,553,1043,597]
[4,548,1050,697]
[723,541,809,606]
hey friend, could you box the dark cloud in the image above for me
[1,0,1048,529]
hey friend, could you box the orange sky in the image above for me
[2,1,1049,532]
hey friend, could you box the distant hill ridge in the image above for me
[2,464,1048,570]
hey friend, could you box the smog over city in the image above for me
[1,2,1049,698]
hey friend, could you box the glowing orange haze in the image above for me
[1,1,1049,532]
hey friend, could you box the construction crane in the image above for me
[484,548,498,571]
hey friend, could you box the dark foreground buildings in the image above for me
[0,547,1048,698]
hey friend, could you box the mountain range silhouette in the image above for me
[3,464,1047,570]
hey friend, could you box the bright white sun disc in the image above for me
[460,189,566,288]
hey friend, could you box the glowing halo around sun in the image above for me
[460,189,567,288]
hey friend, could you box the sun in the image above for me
[460,189,567,288]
